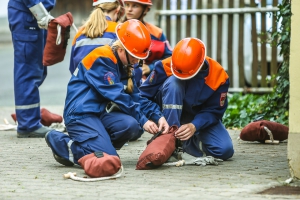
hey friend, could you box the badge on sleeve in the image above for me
[149,71,157,84]
[104,72,116,85]
[220,92,227,107]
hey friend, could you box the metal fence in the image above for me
[155,0,282,93]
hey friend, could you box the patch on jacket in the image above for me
[149,71,157,84]
[104,72,115,85]
[220,92,227,107]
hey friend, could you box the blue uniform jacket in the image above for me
[69,17,118,74]
[133,22,173,87]
[64,45,163,126]
[8,0,55,12]
[139,56,230,131]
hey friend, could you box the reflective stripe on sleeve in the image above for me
[75,38,114,49]
[162,104,182,110]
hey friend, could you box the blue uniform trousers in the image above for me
[8,7,47,133]
[47,112,141,164]
[154,76,234,160]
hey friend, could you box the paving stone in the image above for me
[0,118,299,199]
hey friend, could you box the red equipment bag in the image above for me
[136,125,178,170]
[43,12,73,66]
[11,108,62,126]
[240,120,288,143]
[78,152,121,178]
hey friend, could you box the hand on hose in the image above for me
[175,123,196,141]
[143,120,159,134]
[157,117,169,135]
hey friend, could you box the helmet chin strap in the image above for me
[126,51,131,65]
[123,50,132,69]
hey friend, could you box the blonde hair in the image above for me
[111,40,134,94]
[82,2,120,38]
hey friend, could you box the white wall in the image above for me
[0,0,9,17]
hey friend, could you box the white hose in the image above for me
[56,24,61,45]
[72,23,78,32]
[63,165,124,182]
[264,126,279,144]
[56,23,78,45]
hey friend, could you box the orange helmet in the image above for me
[93,0,125,7]
[124,0,152,6]
[116,19,151,59]
[171,38,206,80]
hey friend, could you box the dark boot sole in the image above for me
[45,131,74,166]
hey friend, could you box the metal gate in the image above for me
[155,0,282,93]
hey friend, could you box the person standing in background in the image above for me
[69,0,125,74]
[8,0,55,138]
[123,0,173,86]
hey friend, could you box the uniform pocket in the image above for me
[72,132,98,143]
[13,32,38,42]
[12,32,39,64]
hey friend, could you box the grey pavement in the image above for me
[0,126,298,200]
[0,19,300,200]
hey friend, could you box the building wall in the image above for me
[288,0,300,179]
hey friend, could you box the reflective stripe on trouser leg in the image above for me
[9,8,48,132]
[46,130,76,164]
[15,103,41,132]
[66,116,119,162]
[67,140,74,163]
[199,141,206,157]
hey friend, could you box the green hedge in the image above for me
[223,0,291,129]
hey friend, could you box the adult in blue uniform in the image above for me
[8,0,55,138]
[139,38,234,165]
[45,19,169,177]
[69,0,125,74]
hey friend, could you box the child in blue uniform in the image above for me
[139,38,234,165]
[69,0,125,74]
[45,19,169,177]
[123,0,173,86]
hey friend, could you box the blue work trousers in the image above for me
[47,112,141,164]
[8,7,47,133]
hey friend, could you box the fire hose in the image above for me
[63,165,124,182]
